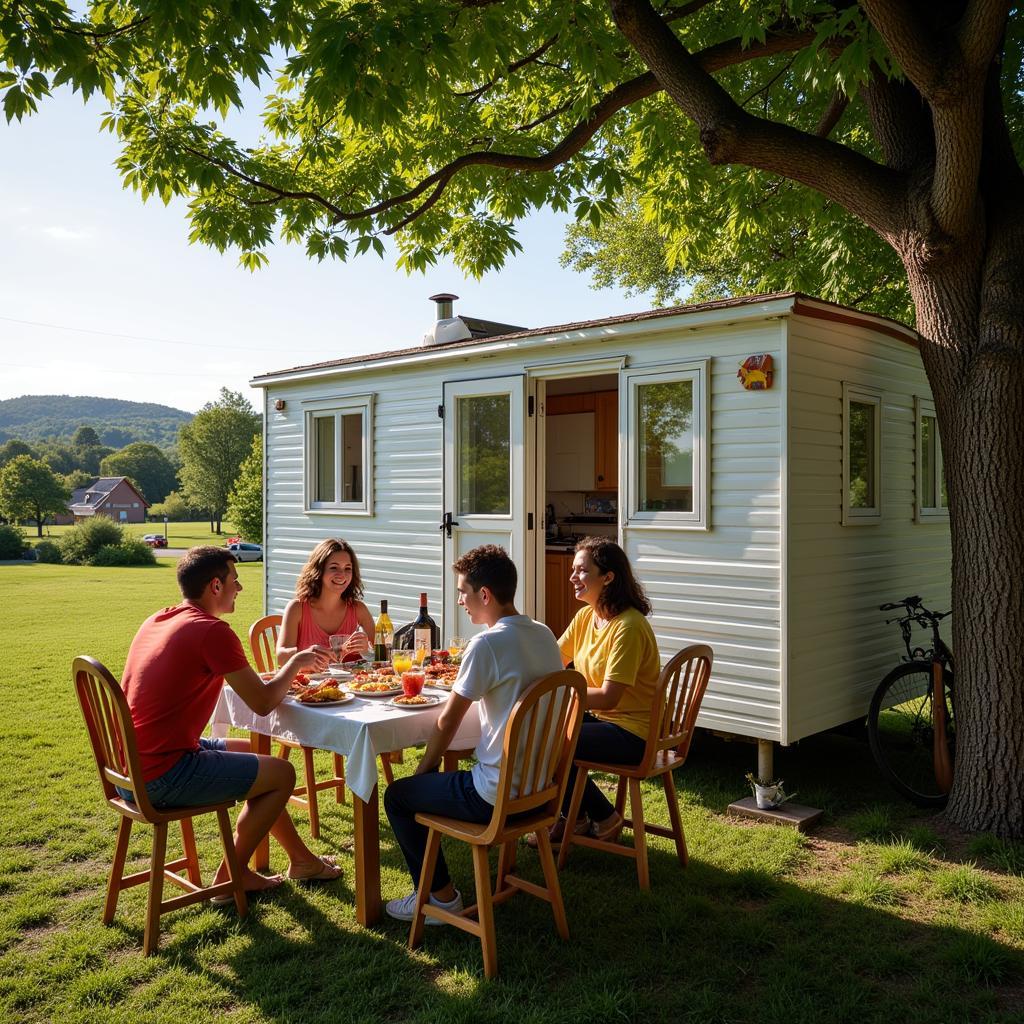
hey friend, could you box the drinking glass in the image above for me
[329,633,349,664]
[401,669,425,697]
[391,650,413,674]
[448,636,468,657]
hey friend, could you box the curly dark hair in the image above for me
[295,538,364,602]
[575,537,651,618]
[452,544,517,604]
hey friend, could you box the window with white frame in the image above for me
[915,397,948,520]
[842,382,882,524]
[304,395,373,513]
[625,361,709,528]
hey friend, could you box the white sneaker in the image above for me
[386,888,464,924]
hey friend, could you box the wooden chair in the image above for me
[558,644,713,889]
[409,669,586,978]
[249,615,397,839]
[73,656,247,955]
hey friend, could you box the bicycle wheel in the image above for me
[867,661,955,807]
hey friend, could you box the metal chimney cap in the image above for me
[428,292,459,302]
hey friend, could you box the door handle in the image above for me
[440,511,459,538]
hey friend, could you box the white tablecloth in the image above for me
[211,689,483,802]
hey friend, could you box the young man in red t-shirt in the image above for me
[121,546,341,896]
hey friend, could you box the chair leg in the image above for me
[104,816,133,924]
[333,753,346,804]
[495,841,517,896]
[144,822,168,956]
[662,770,688,866]
[380,752,395,786]
[558,767,589,869]
[614,776,628,817]
[216,807,248,918]
[179,817,202,885]
[302,746,320,839]
[628,778,650,890]
[409,828,442,951]
[535,830,569,941]
[472,845,498,979]
[277,742,292,761]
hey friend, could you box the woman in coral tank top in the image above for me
[278,539,375,663]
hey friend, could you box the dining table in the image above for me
[210,685,482,925]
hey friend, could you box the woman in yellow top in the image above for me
[546,536,661,844]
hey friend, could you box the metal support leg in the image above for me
[757,739,774,780]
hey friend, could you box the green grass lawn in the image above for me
[1,563,1022,1024]
[25,521,238,549]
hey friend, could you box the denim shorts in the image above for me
[117,738,259,809]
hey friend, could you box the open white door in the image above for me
[442,375,527,640]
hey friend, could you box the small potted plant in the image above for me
[745,772,796,810]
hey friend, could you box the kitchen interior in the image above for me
[543,374,619,637]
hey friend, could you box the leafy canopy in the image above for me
[8,1,1019,318]
[178,387,260,528]
[227,433,263,544]
[0,454,69,534]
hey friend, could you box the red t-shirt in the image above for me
[122,604,249,781]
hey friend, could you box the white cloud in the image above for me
[40,225,90,241]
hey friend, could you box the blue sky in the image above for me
[1,87,653,413]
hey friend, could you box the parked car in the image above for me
[226,541,262,562]
[142,534,168,548]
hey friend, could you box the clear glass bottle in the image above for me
[373,599,394,663]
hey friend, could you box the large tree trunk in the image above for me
[907,221,1024,837]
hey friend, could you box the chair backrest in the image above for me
[249,614,282,673]
[639,644,713,772]
[484,670,586,843]
[73,655,159,821]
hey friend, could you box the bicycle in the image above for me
[867,595,955,807]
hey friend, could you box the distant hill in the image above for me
[0,395,193,448]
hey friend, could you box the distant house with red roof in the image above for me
[55,477,149,525]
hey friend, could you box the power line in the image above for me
[0,313,327,355]
[0,360,257,380]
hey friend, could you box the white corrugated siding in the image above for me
[261,312,786,740]
[784,315,951,742]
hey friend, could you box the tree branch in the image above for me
[454,34,560,100]
[814,91,849,138]
[174,22,835,231]
[861,70,934,172]
[863,1,1010,237]
[609,0,906,234]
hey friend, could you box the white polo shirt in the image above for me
[453,614,563,804]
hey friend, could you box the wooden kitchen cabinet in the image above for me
[544,551,581,638]
[594,390,618,490]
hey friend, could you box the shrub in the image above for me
[90,538,157,567]
[0,524,26,560]
[33,540,62,564]
[58,518,124,565]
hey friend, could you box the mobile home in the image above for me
[251,292,951,771]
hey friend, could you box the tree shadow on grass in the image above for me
[139,831,1024,1024]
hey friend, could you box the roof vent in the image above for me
[423,292,472,346]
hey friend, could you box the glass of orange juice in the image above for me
[392,650,413,674]
[448,636,467,657]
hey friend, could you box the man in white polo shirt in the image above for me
[383,544,562,922]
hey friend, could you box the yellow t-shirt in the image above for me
[559,606,661,740]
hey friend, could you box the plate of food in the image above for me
[424,663,459,689]
[291,684,353,707]
[387,694,443,710]
[347,678,404,697]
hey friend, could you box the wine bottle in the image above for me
[394,592,439,658]
[374,600,394,662]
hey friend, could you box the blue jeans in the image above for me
[383,769,493,892]
[116,738,259,809]
[562,714,647,821]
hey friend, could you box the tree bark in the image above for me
[905,209,1024,837]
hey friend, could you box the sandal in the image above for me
[589,811,624,842]
[287,855,343,882]
[526,815,590,849]
[209,873,284,905]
